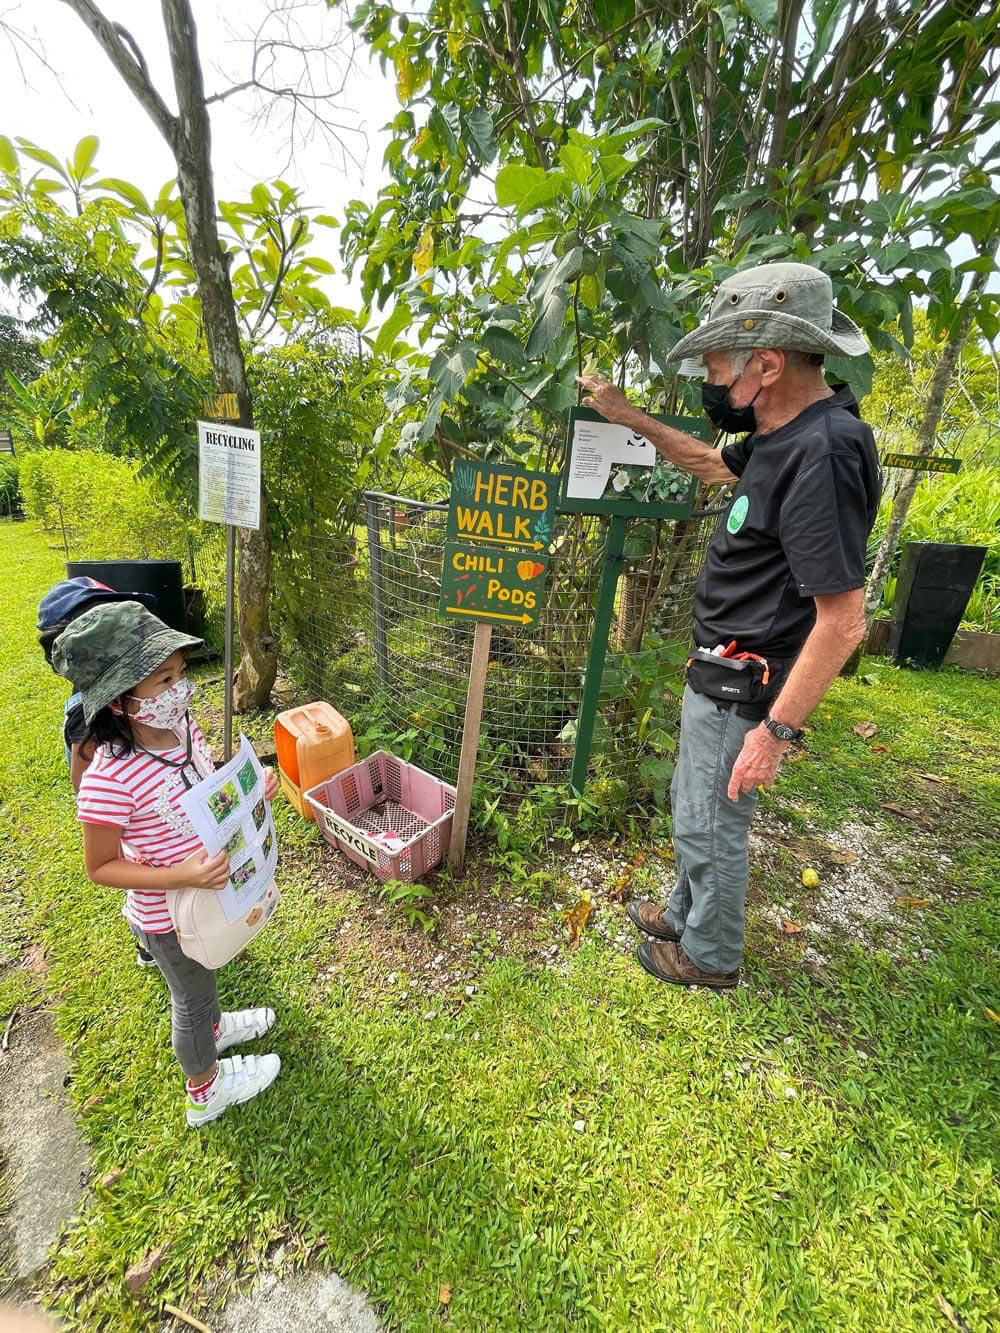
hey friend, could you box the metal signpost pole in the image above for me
[198,394,260,765]
[223,522,236,762]
[570,514,628,792]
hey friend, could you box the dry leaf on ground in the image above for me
[439,1283,452,1305]
[563,893,593,949]
[853,721,879,739]
[782,920,804,935]
[124,1244,169,1297]
[984,1008,1000,1027]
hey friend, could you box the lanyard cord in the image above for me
[134,716,200,790]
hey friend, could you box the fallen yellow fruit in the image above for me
[801,867,820,889]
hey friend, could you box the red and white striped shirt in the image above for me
[76,721,215,934]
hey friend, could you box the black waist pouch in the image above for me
[686,649,784,720]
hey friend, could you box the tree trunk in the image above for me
[59,0,277,709]
[840,252,994,677]
[159,0,276,709]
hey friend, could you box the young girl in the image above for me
[53,600,281,1128]
[38,576,160,968]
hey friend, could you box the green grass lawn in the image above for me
[0,519,997,1332]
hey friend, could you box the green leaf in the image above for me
[463,107,496,163]
[249,183,272,215]
[429,340,477,400]
[739,0,778,29]
[557,142,591,186]
[15,138,64,175]
[0,136,17,175]
[373,301,412,357]
[483,325,529,366]
[495,163,570,216]
[72,135,99,182]
[95,177,150,212]
[526,286,570,358]
[313,214,339,227]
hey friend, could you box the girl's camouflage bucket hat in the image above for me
[52,601,203,724]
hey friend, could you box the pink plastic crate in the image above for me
[305,751,456,883]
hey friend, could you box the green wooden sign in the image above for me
[439,542,549,627]
[882,452,961,474]
[446,459,558,552]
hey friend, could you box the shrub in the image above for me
[0,456,20,514]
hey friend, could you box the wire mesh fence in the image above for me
[284,489,719,806]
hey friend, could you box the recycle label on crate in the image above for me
[440,542,549,627]
[445,458,557,551]
[321,808,380,865]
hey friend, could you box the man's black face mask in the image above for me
[702,358,761,434]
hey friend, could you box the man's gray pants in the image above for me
[665,685,760,974]
[131,927,221,1078]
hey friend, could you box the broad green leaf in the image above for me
[739,0,778,29]
[429,340,477,400]
[72,134,100,182]
[558,142,592,186]
[249,183,272,215]
[483,325,529,366]
[373,301,412,356]
[95,177,150,212]
[463,107,497,163]
[578,272,603,311]
[314,214,339,227]
[495,163,570,215]
[0,136,17,175]
[15,138,64,175]
[526,285,570,358]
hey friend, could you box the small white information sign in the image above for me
[197,419,261,529]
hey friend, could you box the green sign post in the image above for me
[440,542,548,627]
[882,452,961,474]
[441,459,557,875]
[563,409,710,793]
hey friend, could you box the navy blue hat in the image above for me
[37,577,157,631]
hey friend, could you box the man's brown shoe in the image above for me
[636,939,740,991]
[626,901,681,942]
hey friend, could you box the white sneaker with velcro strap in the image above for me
[215,1007,276,1054]
[186,1052,281,1127]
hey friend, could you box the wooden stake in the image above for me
[447,620,492,876]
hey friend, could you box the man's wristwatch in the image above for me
[763,716,804,744]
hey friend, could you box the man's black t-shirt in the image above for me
[693,385,881,659]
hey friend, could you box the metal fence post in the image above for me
[570,514,629,793]
[366,492,390,688]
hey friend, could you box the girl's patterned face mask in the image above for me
[127,677,195,730]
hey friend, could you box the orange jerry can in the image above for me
[274,702,355,819]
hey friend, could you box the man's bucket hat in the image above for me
[669,261,869,373]
[37,576,157,631]
[51,601,203,725]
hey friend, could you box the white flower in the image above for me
[611,468,631,492]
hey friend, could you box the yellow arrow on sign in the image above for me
[455,532,544,551]
[445,607,532,624]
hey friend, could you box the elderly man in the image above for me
[579,261,881,990]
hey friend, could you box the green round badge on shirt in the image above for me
[727,495,749,533]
